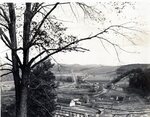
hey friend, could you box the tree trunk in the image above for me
[17,3,32,117]
[7,3,21,117]
[18,69,29,117]
[13,72,21,117]
[19,85,28,117]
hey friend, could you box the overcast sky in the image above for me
[0,1,150,66]
[51,1,150,66]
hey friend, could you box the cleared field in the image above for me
[1,91,15,105]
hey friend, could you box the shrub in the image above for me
[28,60,57,117]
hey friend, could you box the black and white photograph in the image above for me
[1,1,150,117]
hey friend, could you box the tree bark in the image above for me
[18,3,32,117]
[18,67,30,117]
[19,86,28,117]
[18,81,28,117]
[13,71,21,117]
[8,3,21,117]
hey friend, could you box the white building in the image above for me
[70,99,81,107]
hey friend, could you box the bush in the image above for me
[28,60,57,117]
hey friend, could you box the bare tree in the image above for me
[0,2,139,117]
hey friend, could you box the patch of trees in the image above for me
[116,64,149,75]
[2,60,57,117]
[56,75,83,83]
[113,67,150,95]
[28,60,57,117]
[128,68,150,95]
[56,76,74,83]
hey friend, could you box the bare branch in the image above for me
[74,47,90,52]
[50,56,60,65]
[114,46,120,62]
[0,68,12,71]
[31,24,139,68]
[29,45,89,67]
[4,50,23,68]
[0,28,11,48]
[31,2,60,43]
[14,53,23,68]
[42,2,70,7]
[0,63,12,67]
[0,35,11,49]
[29,27,108,68]
[28,48,61,66]
[0,12,6,21]
[114,25,144,33]
[16,47,24,51]
[31,2,70,19]
[97,36,136,53]
[30,36,99,68]
[31,3,44,13]
[110,28,136,45]
[2,33,11,46]
[99,39,111,55]
[29,50,45,66]
[76,2,102,21]
[0,22,8,29]
[69,3,78,21]
[5,53,12,63]
[1,71,12,77]
[0,6,10,23]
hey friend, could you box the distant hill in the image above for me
[52,64,119,81]
[52,64,150,81]
[116,64,150,75]
[52,64,118,75]
[1,63,150,82]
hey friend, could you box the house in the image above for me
[57,97,81,107]
[70,98,81,107]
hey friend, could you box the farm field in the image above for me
[1,64,150,117]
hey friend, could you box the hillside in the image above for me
[116,64,150,75]
[52,64,150,81]
[52,64,118,75]
[1,63,150,82]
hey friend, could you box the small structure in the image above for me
[70,98,81,107]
